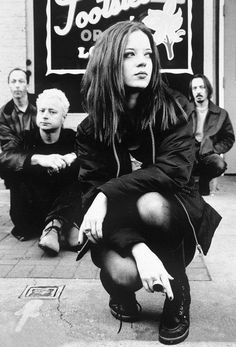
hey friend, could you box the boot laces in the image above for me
[114,301,142,334]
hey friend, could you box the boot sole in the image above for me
[159,326,189,345]
[38,243,59,256]
[110,307,140,322]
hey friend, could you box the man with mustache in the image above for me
[189,74,235,195]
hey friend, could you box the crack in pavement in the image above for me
[57,297,73,329]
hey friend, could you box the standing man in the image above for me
[189,74,235,195]
[0,68,37,239]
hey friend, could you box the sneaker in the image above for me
[62,222,80,251]
[38,220,61,256]
[159,276,191,345]
[109,294,142,322]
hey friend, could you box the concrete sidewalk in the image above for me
[0,176,236,346]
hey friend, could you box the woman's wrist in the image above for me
[131,242,149,259]
[96,192,107,202]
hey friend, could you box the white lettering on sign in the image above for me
[54,0,150,36]
[80,29,102,41]
[78,46,95,59]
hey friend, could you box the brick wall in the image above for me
[0,0,27,107]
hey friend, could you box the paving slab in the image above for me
[0,278,235,347]
[0,176,236,346]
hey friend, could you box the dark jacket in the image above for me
[0,94,37,179]
[76,98,221,256]
[0,127,78,181]
[191,100,235,155]
[1,127,80,229]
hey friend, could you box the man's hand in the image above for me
[62,152,77,166]
[78,192,107,244]
[31,153,75,173]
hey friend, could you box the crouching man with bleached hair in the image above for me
[0,88,80,255]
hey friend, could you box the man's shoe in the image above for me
[200,190,210,196]
[11,227,29,241]
[38,220,61,256]
[109,294,142,322]
[159,276,191,345]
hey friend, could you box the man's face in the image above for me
[8,70,28,99]
[191,77,208,104]
[36,96,65,132]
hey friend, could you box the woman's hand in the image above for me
[78,192,107,244]
[132,243,174,300]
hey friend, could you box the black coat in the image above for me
[191,100,235,155]
[0,127,78,181]
[0,127,80,229]
[76,101,221,256]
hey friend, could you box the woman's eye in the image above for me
[145,52,152,58]
[124,51,134,58]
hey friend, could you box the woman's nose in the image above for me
[137,59,146,67]
[136,55,147,66]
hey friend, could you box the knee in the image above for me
[109,265,136,288]
[210,155,227,177]
[201,154,226,178]
[215,159,227,176]
[137,192,170,227]
[101,250,139,289]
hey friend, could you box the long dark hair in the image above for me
[81,20,184,144]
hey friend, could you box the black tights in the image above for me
[91,192,196,300]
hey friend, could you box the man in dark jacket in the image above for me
[0,68,37,239]
[0,68,37,139]
[0,88,80,255]
[189,74,235,195]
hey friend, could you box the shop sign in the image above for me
[46,0,193,75]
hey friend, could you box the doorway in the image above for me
[224,0,236,173]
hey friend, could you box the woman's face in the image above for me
[123,30,153,90]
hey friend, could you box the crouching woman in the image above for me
[75,21,221,345]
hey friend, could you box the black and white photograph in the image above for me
[0,1,236,346]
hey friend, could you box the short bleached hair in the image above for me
[36,88,70,115]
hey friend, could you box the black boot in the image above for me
[159,275,191,345]
[109,293,141,322]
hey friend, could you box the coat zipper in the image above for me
[112,136,120,178]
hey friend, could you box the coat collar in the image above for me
[3,93,36,115]
[190,100,221,116]
[208,100,221,114]
[3,99,15,115]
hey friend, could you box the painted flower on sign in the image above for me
[142,0,186,60]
